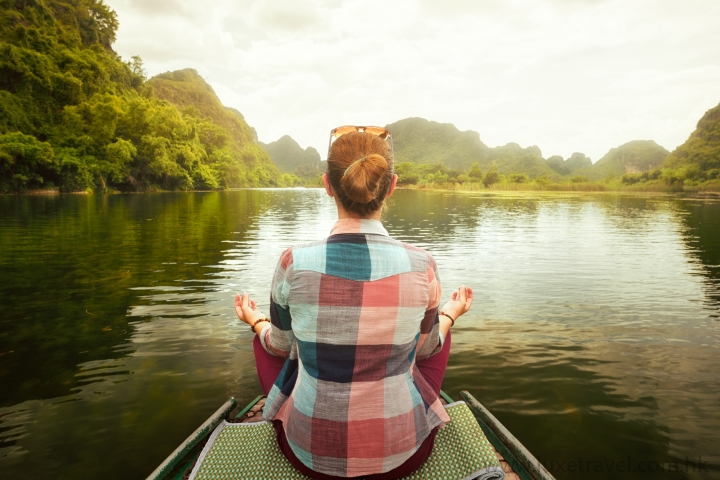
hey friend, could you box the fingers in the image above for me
[465,286,473,312]
[236,293,251,320]
[241,293,253,315]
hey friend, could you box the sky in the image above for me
[107,0,720,162]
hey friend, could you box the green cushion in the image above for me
[189,401,505,480]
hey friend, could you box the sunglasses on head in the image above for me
[327,125,393,158]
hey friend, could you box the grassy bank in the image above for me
[401,178,720,193]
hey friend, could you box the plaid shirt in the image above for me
[260,218,450,478]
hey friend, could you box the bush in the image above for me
[570,175,589,183]
[397,172,419,185]
[507,173,528,183]
[621,173,643,185]
[395,162,419,185]
[427,172,449,184]
[662,168,683,186]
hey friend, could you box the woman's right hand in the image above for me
[441,285,473,322]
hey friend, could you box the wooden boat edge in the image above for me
[460,390,556,480]
[146,397,237,480]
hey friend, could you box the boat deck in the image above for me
[238,397,520,480]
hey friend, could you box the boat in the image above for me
[146,390,556,480]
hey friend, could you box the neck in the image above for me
[334,198,382,221]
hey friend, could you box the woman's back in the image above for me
[262,218,450,477]
[236,128,473,478]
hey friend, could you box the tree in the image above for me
[129,56,147,82]
[482,165,500,187]
[395,162,419,185]
[468,162,483,179]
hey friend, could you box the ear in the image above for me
[386,174,399,198]
[322,173,334,197]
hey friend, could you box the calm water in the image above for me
[0,190,718,479]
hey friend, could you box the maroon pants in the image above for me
[253,332,452,480]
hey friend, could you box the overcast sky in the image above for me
[107,0,720,161]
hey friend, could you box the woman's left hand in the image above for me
[234,292,267,326]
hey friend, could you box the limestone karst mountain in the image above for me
[259,135,321,176]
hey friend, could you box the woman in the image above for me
[235,126,473,479]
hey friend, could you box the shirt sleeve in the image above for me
[259,247,295,358]
[416,252,444,360]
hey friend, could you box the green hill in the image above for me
[386,118,489,170]
[486,142,556,178]
[259,135,321,175]
[664,103,720,176]
[148,70,258,147]
[0,0,280,192]
[575,140,669,180]
[146,68,280,182]
[385,117,554,177]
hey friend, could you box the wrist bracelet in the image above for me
[439,311,455,327]
[250,318,270,333]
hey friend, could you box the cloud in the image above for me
[107,0,720,160]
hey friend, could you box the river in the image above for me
[0,189,718,479]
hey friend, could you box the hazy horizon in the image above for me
[108,0,720,162]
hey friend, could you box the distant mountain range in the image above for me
[385,118,673,179]
[264,118,681,180]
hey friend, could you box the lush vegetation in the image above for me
[0,0,288,193]
[663,103,720,181]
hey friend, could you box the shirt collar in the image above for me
[330,218,389,237]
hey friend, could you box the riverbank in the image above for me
[9,179,720,196]
[399,179,720,194]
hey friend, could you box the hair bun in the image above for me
[340,153,389,204]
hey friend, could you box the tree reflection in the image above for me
[0,192,267,407]
[675,197,720,319]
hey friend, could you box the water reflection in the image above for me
[0,190,719,479]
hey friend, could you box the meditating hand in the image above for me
[234,292,267,328]
[441,285,474,323]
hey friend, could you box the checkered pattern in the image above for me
[258,219,450,477]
